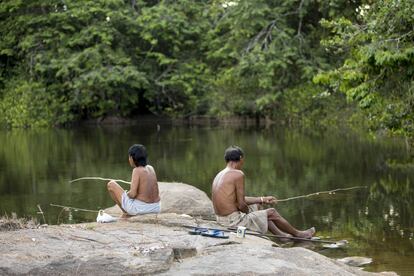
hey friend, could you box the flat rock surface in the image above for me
[0,213,391,275]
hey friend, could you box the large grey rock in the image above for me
[0,223,174,275]
[105,182,215,219]
[164,242,375,276]
[0,214,391,275]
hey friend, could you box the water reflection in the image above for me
[0,124,413,274]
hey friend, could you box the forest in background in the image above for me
[0,0,413,138]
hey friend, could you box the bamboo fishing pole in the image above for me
[50,203,99,213]
[234,231,337,244]
[181,225,337,244]
[69,177,366,202]
[50,203,212,214]
[69,177,131,185]
[276,186,367,202]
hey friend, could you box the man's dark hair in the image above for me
[224,145,244,162]
[128,144,148,167]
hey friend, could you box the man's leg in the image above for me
[107,180,127,213]
[268,221,291,236]
[266,208,315,238]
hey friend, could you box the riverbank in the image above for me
[0,182,399,275]
[82,115,269,127]
[0,213,396,275]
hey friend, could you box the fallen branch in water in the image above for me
[69,177,131,185]
[50,203,99,213]
[277,186,367,202]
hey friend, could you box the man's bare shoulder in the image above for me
[146,165,156,173]
[132,166,146,176]
[229,169,244,177]
[221,169,244,183]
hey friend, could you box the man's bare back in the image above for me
[129,165,160,203]
[212,168,245,216]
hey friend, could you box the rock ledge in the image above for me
[0,214,393,275]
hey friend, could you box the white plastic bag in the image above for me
[96,210,117,223]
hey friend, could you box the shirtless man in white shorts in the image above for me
[212,145,315,238]
[107,144,160,216]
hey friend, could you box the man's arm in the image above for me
[235,174,249,213]
[245,196,277,205]
[245,196,263,205]
[127,168,140,198]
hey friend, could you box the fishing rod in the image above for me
[276,186,367,202]
[48,201,345,244]
[50,203,99,213]
[69,177,366,202]
[181,225,337,244]
[69,177,131,185]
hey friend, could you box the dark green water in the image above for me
[0,123,413,275]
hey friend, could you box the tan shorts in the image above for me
[216,205,268,234]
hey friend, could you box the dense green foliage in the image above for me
[0,0,413,138]
[0,0,210,126]
[205,0,359,121]
[315,0,414,137]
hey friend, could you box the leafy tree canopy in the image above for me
[0,0,412,140]
[315,0,414,136]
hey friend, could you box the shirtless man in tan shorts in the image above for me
[212,145,315,238]
[107,144,160,216]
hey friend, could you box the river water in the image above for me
[0,122,413,275]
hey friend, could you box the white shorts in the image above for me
[121,191,161,215]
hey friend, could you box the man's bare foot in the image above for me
[120,213,130,219]
[295,227,316,239]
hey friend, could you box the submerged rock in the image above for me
[337,256,373,267]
